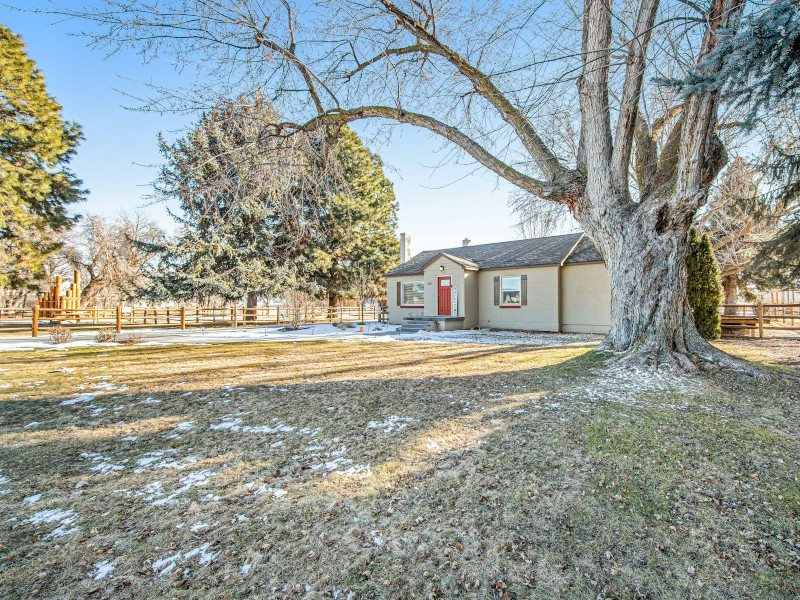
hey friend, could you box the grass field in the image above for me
[0,339,798,599]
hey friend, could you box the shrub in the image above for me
[117,333,144,345]
[94,328,116,343]
[334,322,354,330]
[48,326,72,344]
[687,228,722,339]
[281,290,314,329]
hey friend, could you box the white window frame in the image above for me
[500,276,522,307]
[402,281,425,307]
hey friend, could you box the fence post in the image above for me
[233,306,238,328]
[757,300,764,339]
[32,305,39,337]
[116,305,122,334]
[181,306,186,330]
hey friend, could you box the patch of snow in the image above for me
[91,560,114,580]
[150,469,215,506]
[254,486,287,498]
[241,564,252,575]
[81,452,126,475]
[153,552,181,575]
[335,464,373,479]
[27,508,79,538]
[22,494,42,506]
[366,415,414,433]
[61,394,96,406]
[403,328,602,346]
[24,421,40,429]
[174,421,196,431]
[184,542,218,565]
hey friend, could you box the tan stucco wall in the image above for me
[477,267,560,331]
[463,270,479,329]
[561,263,611,333]
[422,256,467,319]
[385,275,425,324]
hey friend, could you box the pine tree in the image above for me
[683,1,800,287]
[0,25,84,288]
[147,96,398,309]
[686,228,723,340]
[310,126,399,306]
[146,94,322,306]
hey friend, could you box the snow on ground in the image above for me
[91,560,115,580]
[408,328,602,346]
[366,415,414,433]
[26,508,80,538]
[0,323,601,352]
[152,542,219,576]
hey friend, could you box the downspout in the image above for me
[558,234,586,333]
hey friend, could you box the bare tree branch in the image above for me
[281,106,581,202]
[611,0,660,197]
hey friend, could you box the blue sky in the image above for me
[3,4,531,253]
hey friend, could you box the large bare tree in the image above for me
[55,0,756,370]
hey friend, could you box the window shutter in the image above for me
[521,274,528,306]
[396,281,402,305]
[493,276,500,306]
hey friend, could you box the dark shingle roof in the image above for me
[563,236,604,264]
[386,232,602,276]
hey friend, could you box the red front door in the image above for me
[438,277,451,315]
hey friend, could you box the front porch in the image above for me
[397,315,466,334]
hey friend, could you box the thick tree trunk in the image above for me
[722,277,738,315]
[576,200,756,373]
[246,292,258,323]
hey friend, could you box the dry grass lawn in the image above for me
[0,338,798,599]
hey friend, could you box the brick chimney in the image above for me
[462,238,471,247]
[400,233,411,263]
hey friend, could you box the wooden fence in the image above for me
[720,301,800,338]
[8,305,380,338]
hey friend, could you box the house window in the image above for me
[402,281,425,306]
[501,276,522,306]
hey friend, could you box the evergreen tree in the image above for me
[0,25,84,288]
[683,1,800,286]
[147,96,398,309]
[686,228,723,340]
[310,126,399,306]
[146,94,323,307]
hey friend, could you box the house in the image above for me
[384,232,610,333]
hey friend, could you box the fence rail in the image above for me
[2,305,380,337]
[719,301,800,338]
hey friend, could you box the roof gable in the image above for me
[563,236,604,264]
[385,232,600,276]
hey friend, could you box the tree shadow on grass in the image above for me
[0,345,797,599]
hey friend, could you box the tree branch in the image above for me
[278,106,582,203]
[345,44,436,80]
[674,0,745,201]
[374,0,564,182]
[578,0,613,199]
[611,0,660,197]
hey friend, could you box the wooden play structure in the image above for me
[37,271,83,319]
